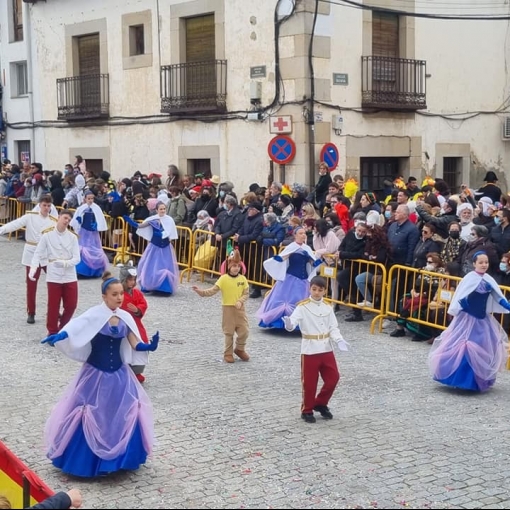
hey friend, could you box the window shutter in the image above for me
[372,12,399,57]
[186,15,215,63]
[78,34,100,76]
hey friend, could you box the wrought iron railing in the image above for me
[361,56,426,110]
[57,74,109,120]
[160,60,227,114]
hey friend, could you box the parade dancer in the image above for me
[116,265,151,383]
[257,226,322,329]
[123,202,179,294]
[70,191,109,278]
[192,249,250,363]
[40,273,159,478]
[29,209,80,336]
[429,251,510,392]
[0,195,56,324]
[283,276,348,423]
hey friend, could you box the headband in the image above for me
[472,250,487,262]
[101,277,119,294]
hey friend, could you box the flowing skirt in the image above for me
[45,363,154,478]
[428,311,508,392]
[138,243,179,294]
[257,274,310,329]
[76,230,109,278]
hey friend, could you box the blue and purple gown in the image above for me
[45,320,153,477]
[257,250,311,329]
[76,208,109,278]
[137,220,179,294]
[429,279,508,392]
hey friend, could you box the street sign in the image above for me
[269,115,292,134]
[268,135,296,165]
[320,143,339,171]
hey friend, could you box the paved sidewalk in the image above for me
[1,237,509,509]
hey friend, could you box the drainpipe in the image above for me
[24,3,36,159]
[307,0,319,188]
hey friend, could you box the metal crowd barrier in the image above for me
[180,229,277,288]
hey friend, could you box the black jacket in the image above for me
[338,230,367,268]
[237,212,264,245]
[29,492,71,509]
[314,173,333,210]
[214,206,243,240]
[412,237,442,269]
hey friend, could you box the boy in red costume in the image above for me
[118,265,150,382]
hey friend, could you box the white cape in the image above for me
[70,202,108,233]
[448,271,508,316]
[263,242,319,282]
[137,214,178,242]
[54,302,142,363]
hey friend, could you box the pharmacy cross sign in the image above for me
[269,115,292,134]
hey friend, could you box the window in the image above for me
[16,140,30,166]
[129,25,145,56]
[360,157,399,195]
[11,62,28,97]
[13,0,23,42]
[443,157,462,195]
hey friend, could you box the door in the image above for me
[372,12,399,96]
[189,159,211,179]
[77,34,101,112]
[360,157,399,196]
[185,15,216,101]
[84,159,103,177]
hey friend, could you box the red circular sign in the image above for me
[320,143,339,171]
[267,135,296,165]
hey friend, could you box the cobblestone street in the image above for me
[1,238,510,509]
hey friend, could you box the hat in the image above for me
[366,210,381,227]
[121,178,132,187]
[147,198,159,211]
[210,175,221,186]
[119,265,137,283]
[364,192,377,204]
[201,179,213,188]
[194,173,204,179]
[227,248,243,269]
[33,173,43,182]
[483,171,498,183]
[248,202,263,212]
[148,173,162,180]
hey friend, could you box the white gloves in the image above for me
[28,269,37,281]
[282,316,293,331]
[53,260,66,269]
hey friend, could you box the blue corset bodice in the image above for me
[287,250,310,280]
[82,210,97,231]
[150,221,170,248]
[459,280,491,319]
[86,320,128,372]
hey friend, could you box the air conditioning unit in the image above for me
[503,117,510,141]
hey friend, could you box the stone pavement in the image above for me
[1,237,510,509]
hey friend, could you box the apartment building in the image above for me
[1,0,509,195]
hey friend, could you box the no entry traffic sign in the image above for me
[268,135,296,165]
[320,143,339,171]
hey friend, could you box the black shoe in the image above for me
[249,289,262,298]
[314,405,333,420]
[390,328,405,337]
[411,335,427,342]
[301,412,316,423]
[27,314,35,324]
[344,313,363,322]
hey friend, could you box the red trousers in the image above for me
[301,351,340,414]
[25,265,46,315]
[47,281,78,335]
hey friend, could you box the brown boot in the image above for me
[224,354,235,363]
[234,349,250,361]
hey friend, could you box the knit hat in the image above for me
[119,265,137,283]
[364,192,377,205]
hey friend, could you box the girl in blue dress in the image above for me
[70,191,109,278]
[257,227,322,329]
[428,251,510,392]
[125,202,179,294]
[41,274,159,477]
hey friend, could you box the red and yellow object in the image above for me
[0,441,54,508]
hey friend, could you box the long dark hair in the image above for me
[365,225,391,256]
[315,218,330,238]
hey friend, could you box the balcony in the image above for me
[57,74,110,121]
[361,56,426,111]
[160,60,227,115]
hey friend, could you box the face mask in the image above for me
[494,217,501,226]
[219,190,226,198]
[325,221,333,227]
[354,232,364,240]
[384,211,391,219]
[500,262,508,272]
[223,204,228,210]
[31,178,36,185]
[449,231,460,240]
[202,193,209,199]
[468,234,476,242]
[425,264,435,271]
